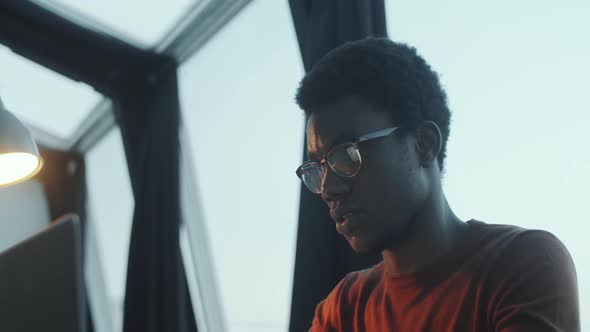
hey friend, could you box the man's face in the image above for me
[307,96,429,254]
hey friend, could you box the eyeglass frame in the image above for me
[296,126,401,192]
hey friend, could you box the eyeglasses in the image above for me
[296,126,400,194]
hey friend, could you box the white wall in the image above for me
[0,180,50,252]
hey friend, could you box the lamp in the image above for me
[0,97,43,187]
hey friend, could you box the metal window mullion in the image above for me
[179,123,226,332]
[84,208,116,332]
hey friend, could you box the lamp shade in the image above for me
[0,98,43,187]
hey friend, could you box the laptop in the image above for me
[0,215,86,332]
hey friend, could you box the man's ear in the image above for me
[415,121,442,167]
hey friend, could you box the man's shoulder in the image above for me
[470,221,579,330]
[470,220,567,257]
[469,219,526,242]
[492,226,571,266]
[327,264,385,304]
[468,220,574,278]
[340,264,383,287]
[310,264,384,328]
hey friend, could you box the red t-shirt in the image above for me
[310,220,579,331]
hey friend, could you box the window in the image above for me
[86,128,134,332]
[0,45,101,138]
[178,0,304,330]
[39,0,198,46]
[387,2,590,329]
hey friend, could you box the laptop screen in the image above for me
[0,215,86,332]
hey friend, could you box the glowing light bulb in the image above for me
[0,152,43,187]
[1,97,44,187]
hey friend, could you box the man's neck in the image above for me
[381,192,468,277]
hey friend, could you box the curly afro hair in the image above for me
[295,37,451,171]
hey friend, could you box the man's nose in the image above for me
[320,166,351,203]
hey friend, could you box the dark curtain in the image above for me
[288,1,388,331]
[114,55,197,332]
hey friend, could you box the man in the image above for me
[295,38,579,331]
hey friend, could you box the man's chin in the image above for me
[347,236,382,255]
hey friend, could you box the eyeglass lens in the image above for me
[300,143,362,193]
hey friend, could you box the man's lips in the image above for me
[330,207,364,224]
[335,212,364,236]
[330,208,365,236]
